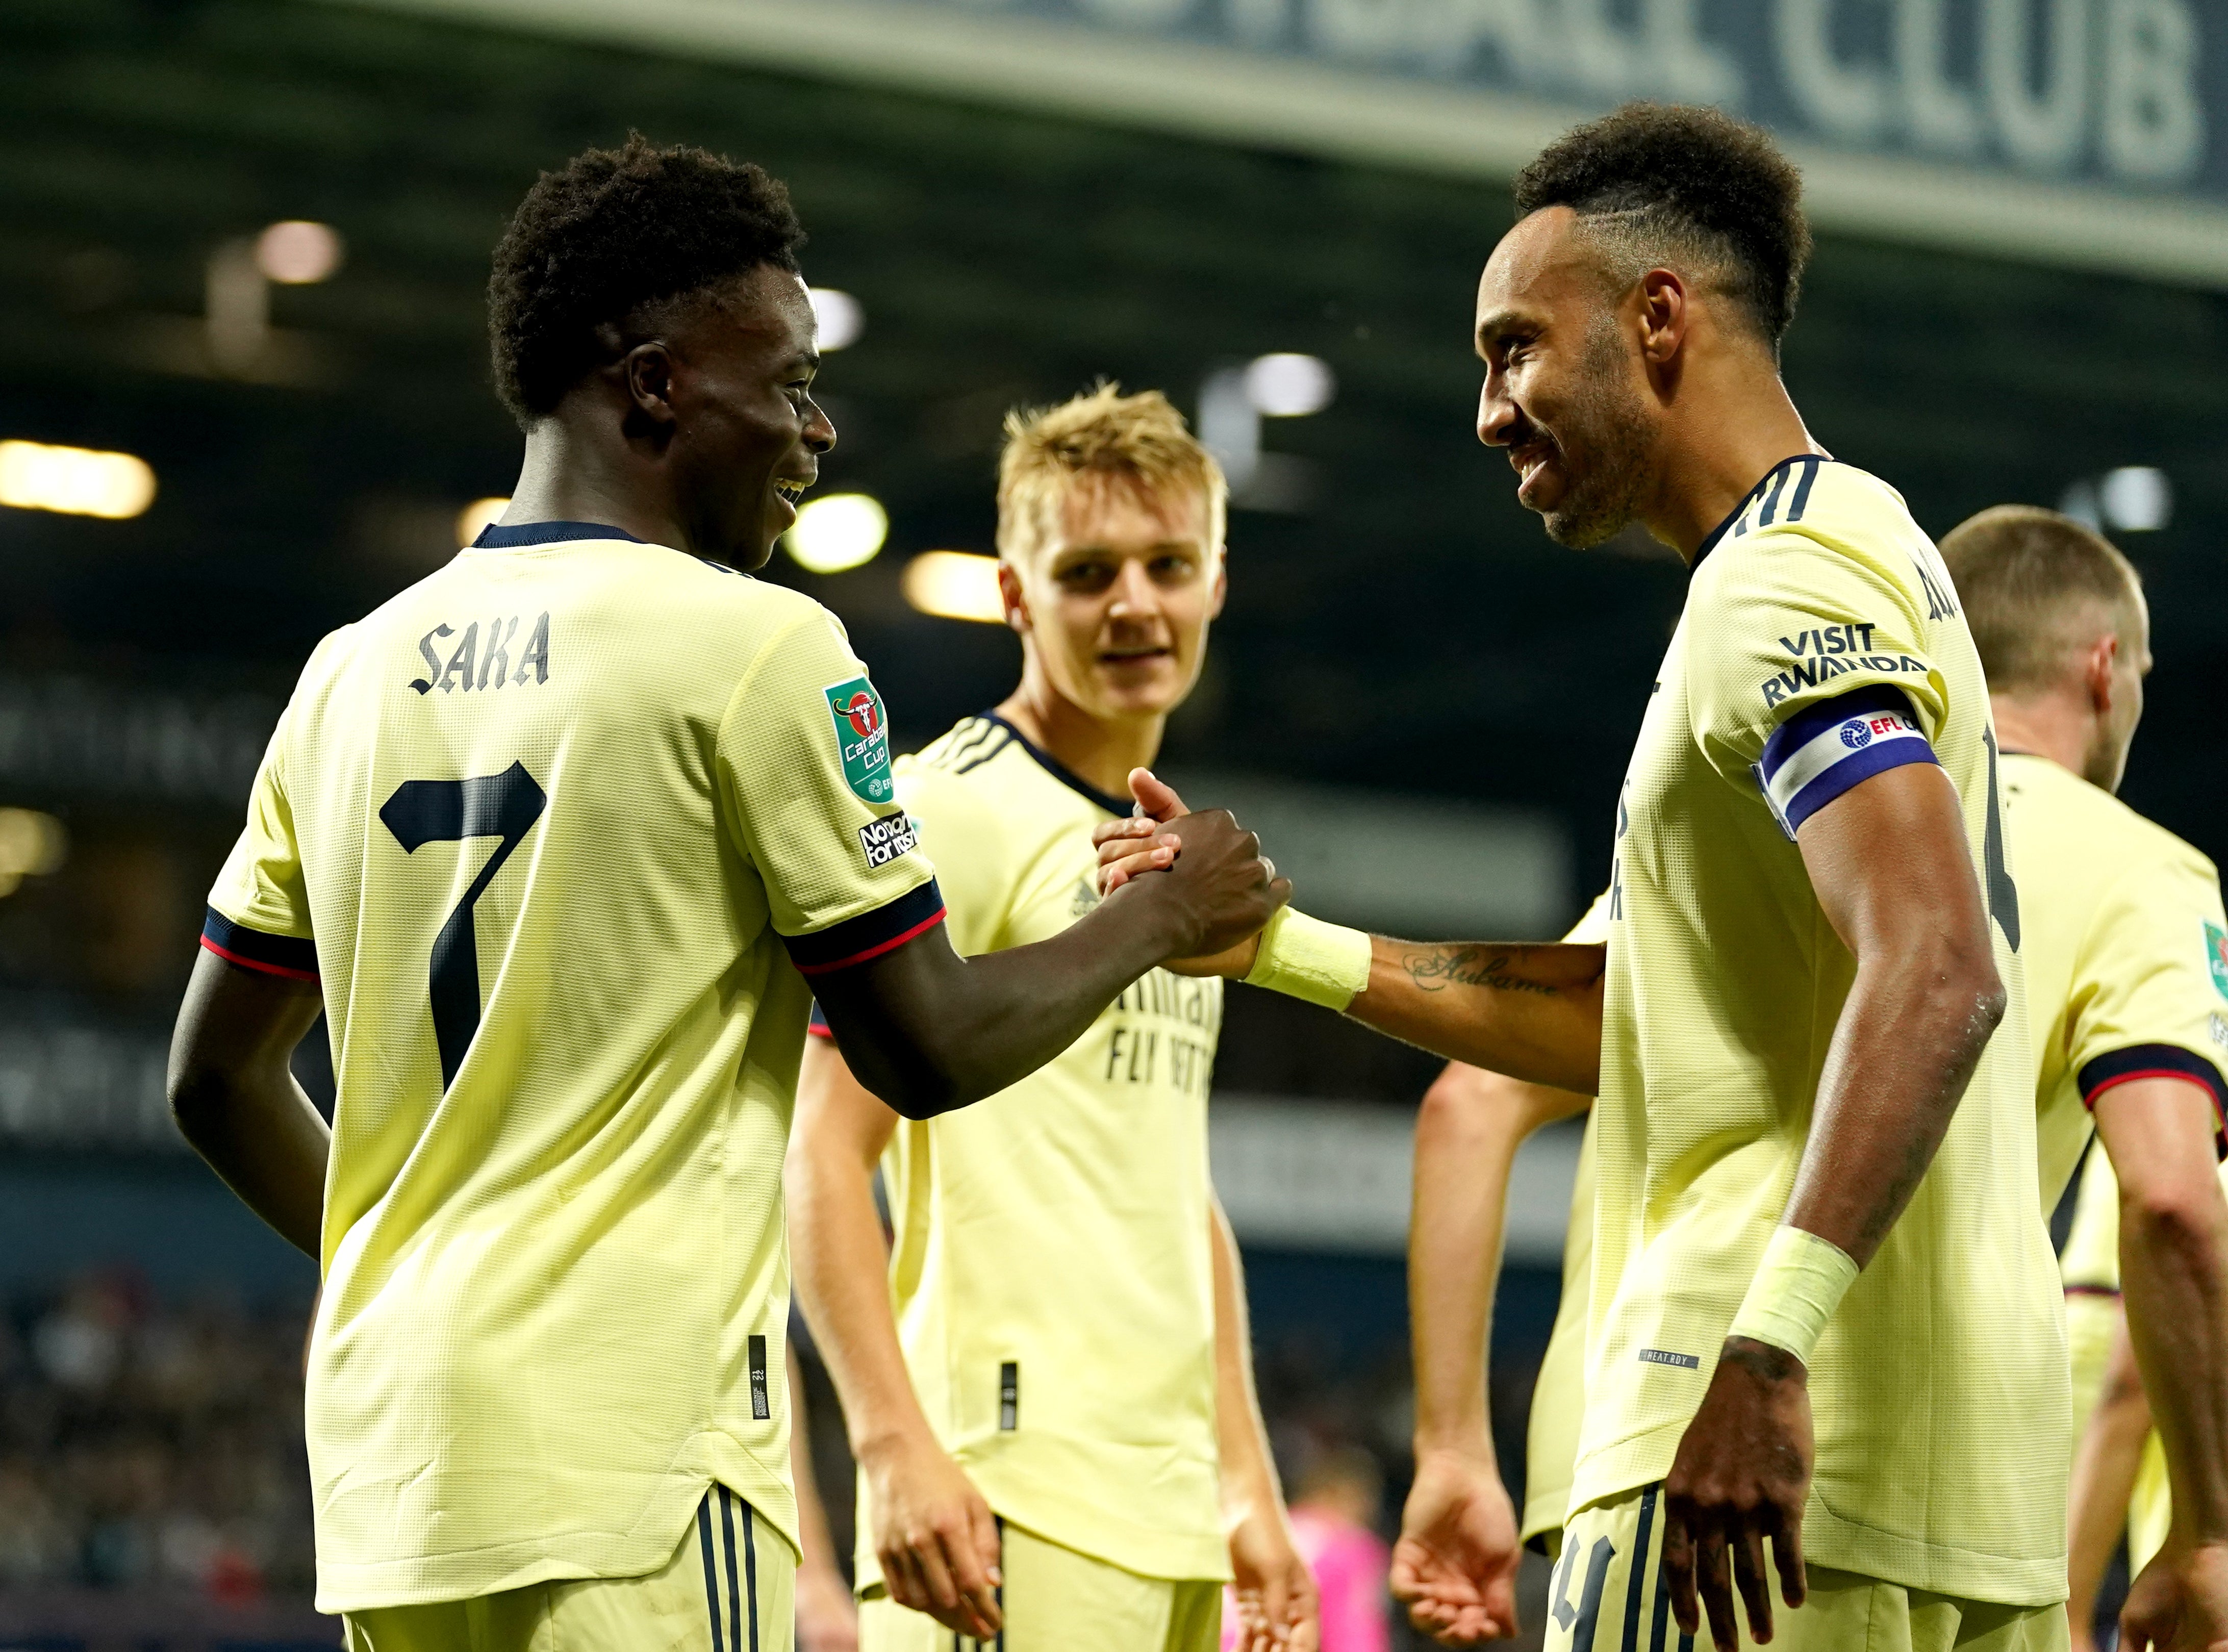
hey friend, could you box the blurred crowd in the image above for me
[0,1272,315,1598]
[0,1272,1547,1652]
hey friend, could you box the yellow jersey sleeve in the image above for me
[892,759,1020,960]
[715,608,941,975]
[2068,851,2228,1122]
[1687,477,1952,838]
[204,644,326,980]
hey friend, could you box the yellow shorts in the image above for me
[1546,1486,2066,1652]
[343,1487,794,1652]
[858,1521,1220,1652]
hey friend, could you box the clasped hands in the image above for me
[1095,768,1279,977]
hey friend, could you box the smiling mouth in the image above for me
[1101,646,1172,665]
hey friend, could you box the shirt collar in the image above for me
[470,520,647,549]
[1690,455,1824,573]
[981,713,1135,816]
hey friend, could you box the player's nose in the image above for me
[1105,558,1159,617]
[1477,375,1517,448]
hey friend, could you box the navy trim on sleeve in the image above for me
[784,880,947,977]
[200,907,319,982]
[2079,1043,2228,1128]
[806,1001,833,1039]
[471,520,646,549]
[1752,685,1936,838]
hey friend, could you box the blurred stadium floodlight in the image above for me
[808,287,865,350]
[256,220,346,285]
[903,549,1005,622]
[784,492,888,573]
[0,440,156,520]
[2060,466,2173,533]
[207,221,343,377]
[1244,352,1335,417]
[1210,1097,1581,1257]
[1199,353,1333,509]
[457,496,510,545]
[0,807,67,898]
[1162,769,1569,939]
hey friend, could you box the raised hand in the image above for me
[1659,1340,1812,1651]
[863,1431,1003,1639]
[1391,1445,1523,1645]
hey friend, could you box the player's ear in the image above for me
[2084,632,2119,714]
[1636,269,1687,366]
[1207,552,1228,622]
[997,558,1030,637]
[620,340,679,437]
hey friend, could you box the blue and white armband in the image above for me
[1752,686,1936,840]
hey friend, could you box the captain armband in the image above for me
[1244,906,1372,1012]
[1725,1224,1859,1367]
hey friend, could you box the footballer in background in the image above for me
[789,386,1316,1652]
[1939,507,2228,1652]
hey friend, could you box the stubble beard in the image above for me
[1538,321,1655,550]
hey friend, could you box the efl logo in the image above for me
[1839,713,1910,750]
[857,811,919,869]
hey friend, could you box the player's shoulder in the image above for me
[1696,459,1927,592]
[900,714,1117,840]
[2006,753,2220,886]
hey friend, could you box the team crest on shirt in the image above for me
[2206,922,2228,1001]
[823,676,895,806]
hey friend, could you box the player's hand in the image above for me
[2119,1537,2228,1652]
[795,1560,860,1652]
[1099,776,1288,962]
[1095,770,1279,973]
[1390,1442,1522,1644]
[1097,770,1192,894]
[862,1432,1002,1638]
[1227,1502,1320,1651]
[1660,1338,1812,1651]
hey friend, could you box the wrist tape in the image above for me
[1726,1225,1858,1366]
[1243,907,1372,1012]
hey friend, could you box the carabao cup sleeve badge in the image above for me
[823,676,895,806]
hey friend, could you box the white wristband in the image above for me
[1726,1225,1859,1366]
[1243,907,1372,1012]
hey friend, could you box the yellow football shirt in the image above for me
[823,714,1229,1585]
[1515,895,1612,1555]
[204,521,940,1614]
[1579,457,2064,1605]
[2004,750,2228,1207]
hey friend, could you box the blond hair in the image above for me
[1938,505,2144,696]
[996,384,1226,563]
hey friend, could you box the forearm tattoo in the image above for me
[1400,945,1561,997]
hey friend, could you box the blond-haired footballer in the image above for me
[787,386,1316,1652]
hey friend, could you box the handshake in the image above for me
[1094,768,1290,976]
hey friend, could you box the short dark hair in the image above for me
[1939,505,2143,695]
[488,134,806,426]
[1514,103,1812,351]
